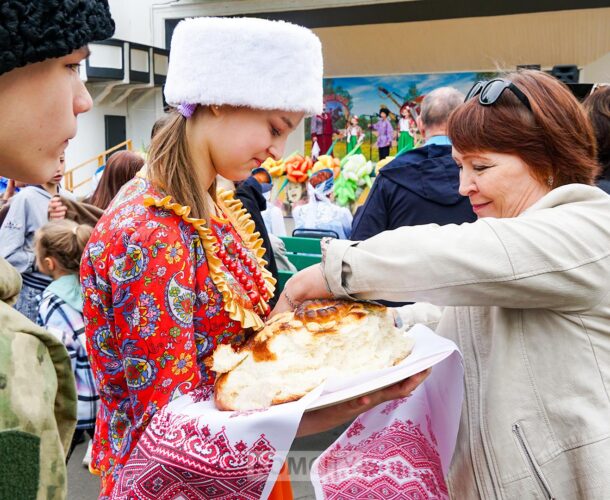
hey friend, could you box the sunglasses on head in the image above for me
[589,83,609,96]
[465,78,532,111]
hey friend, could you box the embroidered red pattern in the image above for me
[317,419,448,499]
[112,408,277,499]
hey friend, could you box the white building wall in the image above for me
[66,101,126,196]
[581,51,610,83]
[127,89,162,153]
[108,0,160,45]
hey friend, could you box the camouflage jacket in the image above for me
[0,257,77,500]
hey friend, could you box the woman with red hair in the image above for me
[277,70,610,498]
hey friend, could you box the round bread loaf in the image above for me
[212,299,414,411]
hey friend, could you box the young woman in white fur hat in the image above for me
[81,17,428,498]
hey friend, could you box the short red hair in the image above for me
[448,70,599,187]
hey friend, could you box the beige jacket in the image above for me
[324,184,610,499]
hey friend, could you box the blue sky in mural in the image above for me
[326,71,481,116]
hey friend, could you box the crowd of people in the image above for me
[0,1,609,500]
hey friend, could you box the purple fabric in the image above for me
[373,119,394,148]
[177,103,197,118]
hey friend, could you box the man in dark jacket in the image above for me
[351,87,475,306]
[352,87,475,241]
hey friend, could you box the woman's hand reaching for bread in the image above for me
[271,263,430,437]
[272,264,332,317]
[296,368,431,437]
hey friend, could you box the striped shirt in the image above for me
[38,289,99,429]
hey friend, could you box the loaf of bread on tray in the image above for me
[211,299,414,411]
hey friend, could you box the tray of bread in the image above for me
[211,299,415,412]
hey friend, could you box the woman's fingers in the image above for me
[271,265,329,317]
[297,369,432,437]
[354,368,432,408]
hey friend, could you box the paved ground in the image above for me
[68,423,350,499]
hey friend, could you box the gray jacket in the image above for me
[0,186,72,290]
[324,184,610,498]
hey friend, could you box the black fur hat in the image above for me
[0,0,115,75]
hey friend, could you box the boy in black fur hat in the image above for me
[0,2,114,498]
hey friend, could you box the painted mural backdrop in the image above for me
[272,71,497,219]
[305,71,495,160]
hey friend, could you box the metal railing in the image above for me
[64,139,133,192]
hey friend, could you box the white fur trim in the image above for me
[164,17,323,115]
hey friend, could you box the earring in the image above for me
[547,175,554,187]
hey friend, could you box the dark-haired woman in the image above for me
[276,70,610,498]
[88,150,144,209]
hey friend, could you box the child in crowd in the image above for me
[48,149,145,225]
[372,107,394,160]
[345,115,364,154]
[0,155,74,322]
[397,103,417,152]
[35,219,99,466]
[293,168,353,239]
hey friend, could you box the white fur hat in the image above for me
[164,17,323,116]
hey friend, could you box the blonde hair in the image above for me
[147,109,215,220]
[35,220,93,273]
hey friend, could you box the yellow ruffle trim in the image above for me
[143,190,275,331]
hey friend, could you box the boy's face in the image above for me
[48,156,66,186]
[0,47,92,184]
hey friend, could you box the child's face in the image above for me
[0,47,92,184]
[191,106,304,183]
[286,182,305,203]
[48,156,66,186]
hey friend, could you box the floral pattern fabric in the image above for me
[81,177,270,497]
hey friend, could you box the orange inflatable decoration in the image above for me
[285,155,313,183]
